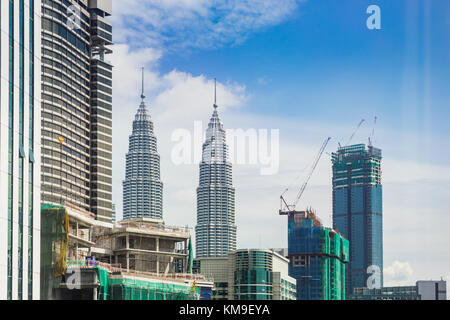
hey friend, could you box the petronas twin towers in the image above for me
[123,75,236,257]
[123,72,163,220]
[195,98,237,258]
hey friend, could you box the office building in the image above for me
[0,0,42,300]
[193,249,297,300]
[332,144,383,295]
[195,86,236,258]
[122,72,163,220]
[287,210,349,300]
[40,0,113,222]
[352,280,447,300]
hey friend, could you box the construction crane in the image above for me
[279,137,331,215]
[368,116,377,147]
[339,118,365,148]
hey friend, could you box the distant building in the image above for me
[194,249,296,300]
[195,84,236,258]
[287,210,349,300]
[351,280,447,300]
[271,248,288,259]
[417,280,447,300]
[332,144,383,295]
[122,72,163,220]
[111,203,116,223]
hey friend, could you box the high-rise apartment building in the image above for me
[195,90,236,258]
[122,74,163,220]
[332,144,383,295]
[1,0,42,300]
[40,0,113,222]
[287,210,349,300]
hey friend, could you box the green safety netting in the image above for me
[96,266,110,300]
[95,266,199,300]
[187,237,193,274]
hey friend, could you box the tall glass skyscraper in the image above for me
[195,93,236,258]
[122,74,163,220]
[332,144,383,296]
[1,0,41,300]
[40,0,113,222]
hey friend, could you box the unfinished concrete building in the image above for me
[92,217,190,275]
[41,204,212,300]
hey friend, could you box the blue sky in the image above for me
[110,0,450,288]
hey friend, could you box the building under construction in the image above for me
[287,210,349,300]
[332,144,383,295]
[41,204,212,300]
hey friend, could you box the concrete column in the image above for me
[185,239,188,273]
[156,238,160,274]
[126,252,129,272]
[156,255,159,274]
[75,222,79,260]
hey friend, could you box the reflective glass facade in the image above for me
[332,144,383,296]
[287,211,349,300]
[40,0,113,222]
[233,251,273,300]
[1,0,41,300]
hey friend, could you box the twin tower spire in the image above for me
[123,70,236,258]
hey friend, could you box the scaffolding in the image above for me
[41,204,207,300]
[95,266,199,300]
[288,210,349,300]
[40,204,69,300]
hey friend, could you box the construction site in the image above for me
[41,203,213,300]
[286,209,349,300]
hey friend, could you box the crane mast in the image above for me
[279,137,331,215]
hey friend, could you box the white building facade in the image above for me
[0,0,42,300]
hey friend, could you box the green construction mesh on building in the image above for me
[320,228,349,300]
[95,266,199,300]
[40,204,69,300]
[289,215,349,300]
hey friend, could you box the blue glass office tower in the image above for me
[332,144,383,296]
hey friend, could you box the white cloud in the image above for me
[384,261,414,285]
[111,0,303,50]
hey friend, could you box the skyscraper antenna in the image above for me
[141,67,145,100]
[214,78,217,109]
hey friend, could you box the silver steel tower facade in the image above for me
[195,90,236,258]
[1,0,42,300]
[40,0,113,222]
[123,74,163,220]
